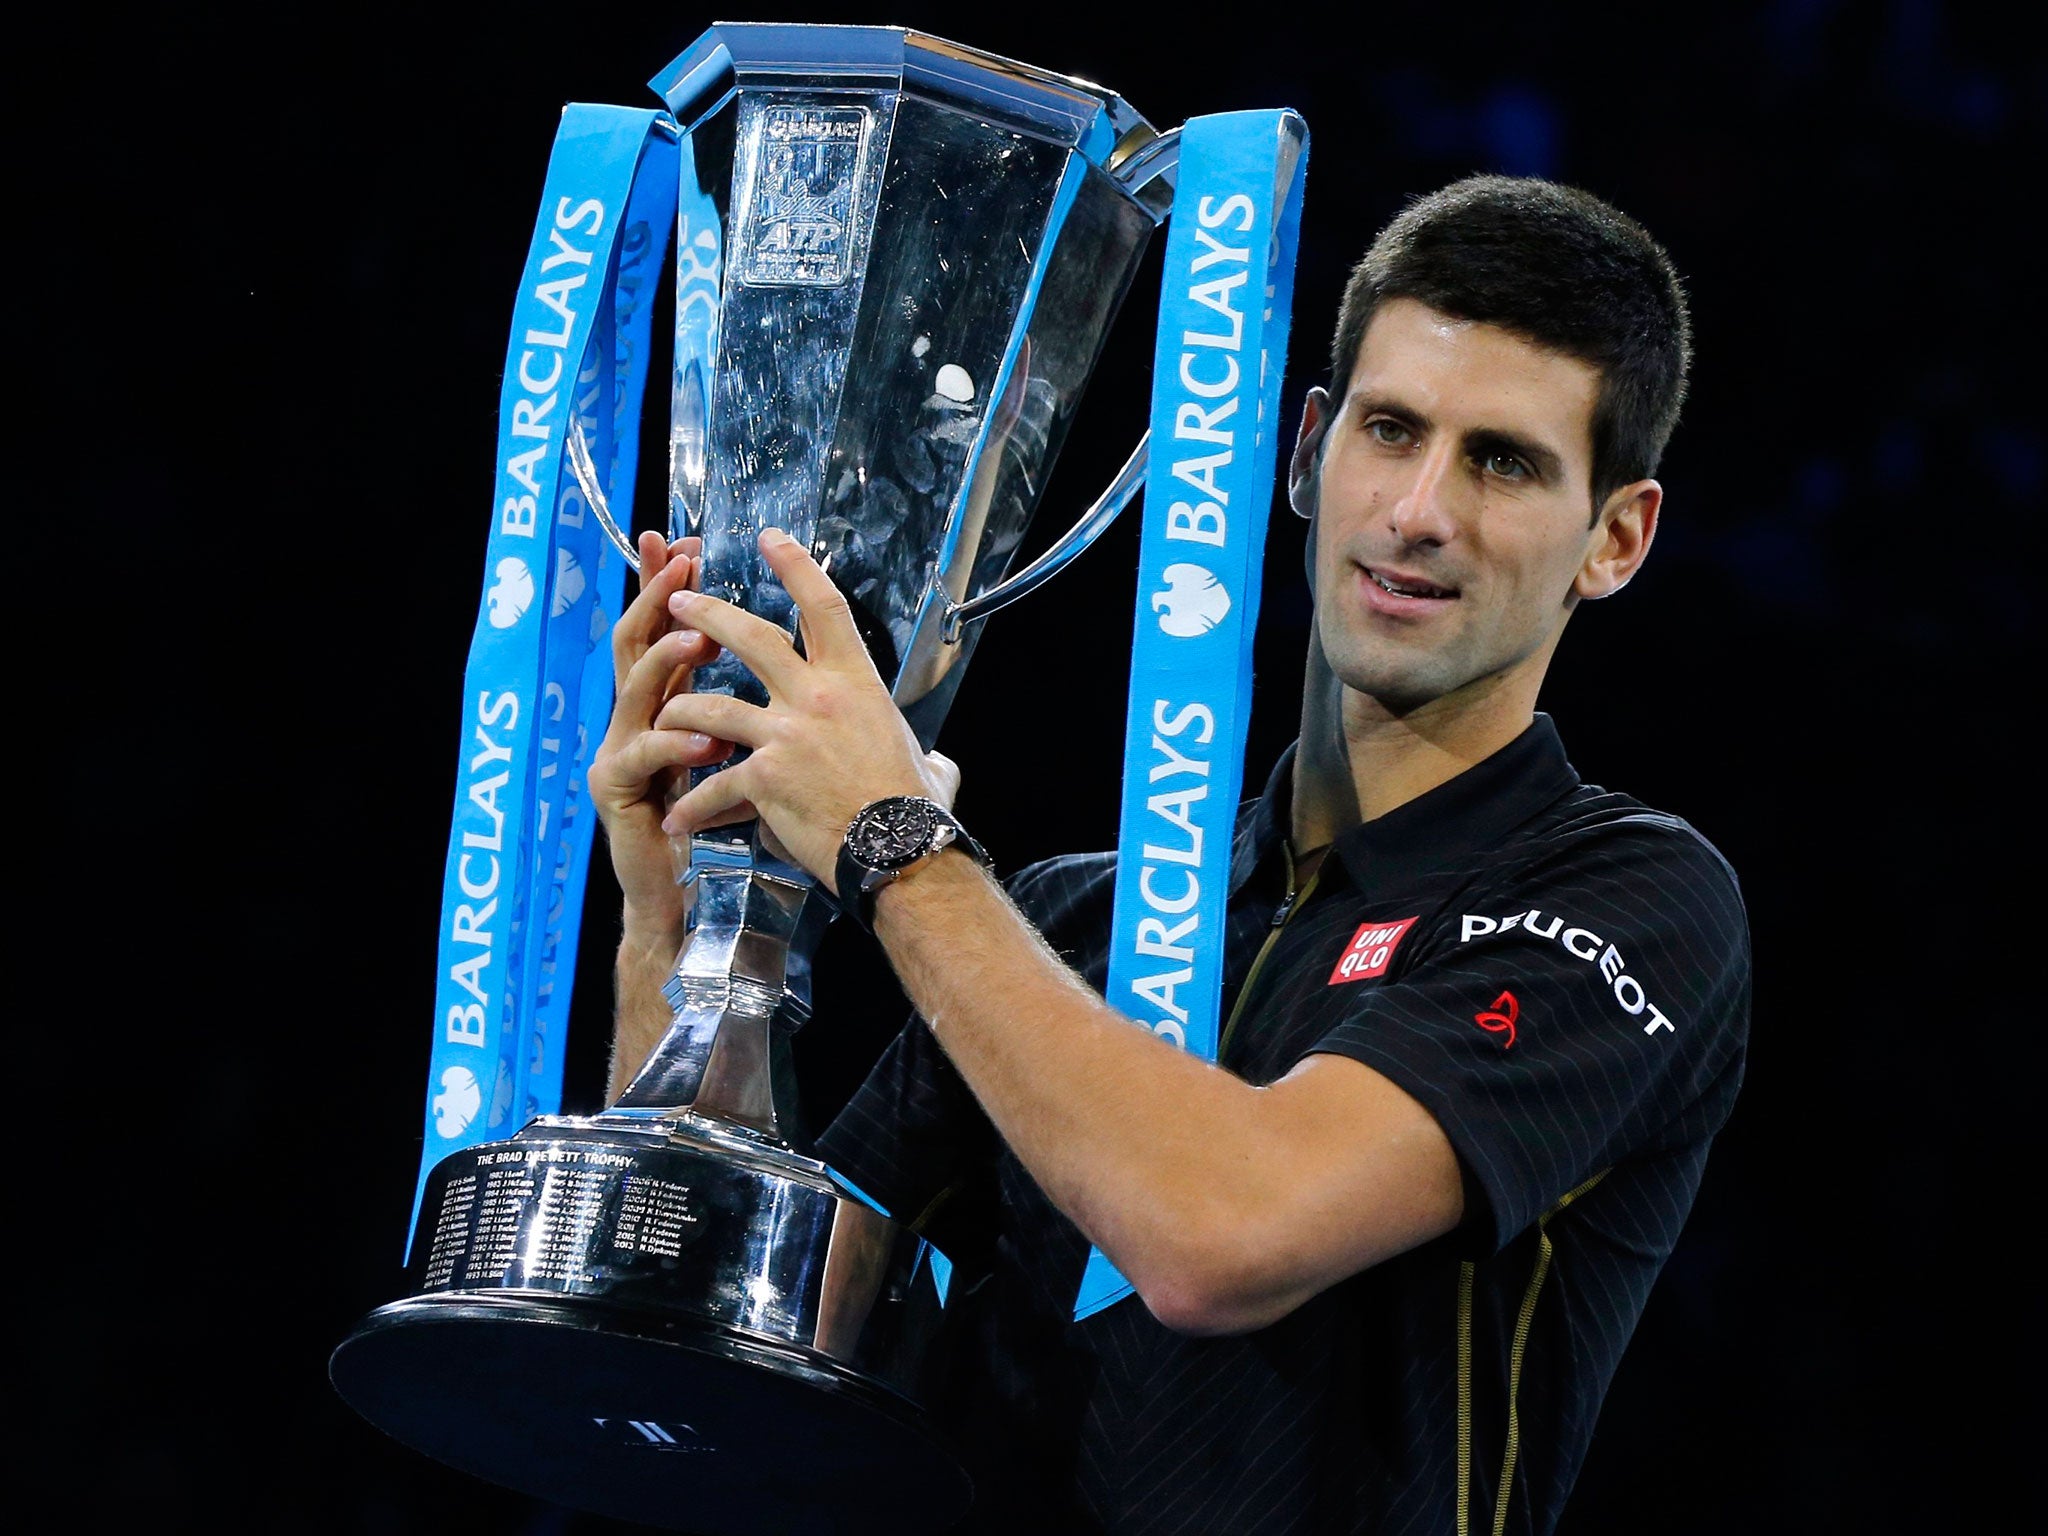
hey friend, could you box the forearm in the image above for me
[651,530,1461,1331]
[871,851,1304,1329]
[609,908,685,1101]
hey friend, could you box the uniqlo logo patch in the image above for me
[1329,917,1420,984]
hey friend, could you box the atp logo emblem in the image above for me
[1474,991,1519,1050]
[487,557,535,629]
[433,1065,482,1137]
[1151,563,1231,637]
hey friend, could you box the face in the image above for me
[1291,297,1657,718]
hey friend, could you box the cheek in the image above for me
[1490,505,1591,588]
[1309,508,1345,583]
[1311,478,1375,574]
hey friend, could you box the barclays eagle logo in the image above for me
[487,557,535,630]
[551,546,586,617]
[433,1065,482,1138]
[1150,563,1232,637]
[488,1059,516,1129]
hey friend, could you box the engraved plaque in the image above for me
[736,104,874,287]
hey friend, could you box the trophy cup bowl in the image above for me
[330,23,1184,1534]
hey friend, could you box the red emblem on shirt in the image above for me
[1329,916,1419,984]
[1474,990,1519,1049]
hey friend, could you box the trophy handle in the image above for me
[937,430,1149,643]
[1109,125,1182,197]
[566,116,686,575]
[932,124,1183,643]
[567,417,643,572]
[571,392,1153,621]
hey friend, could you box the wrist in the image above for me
[869,844,987,932]
[619,906,686,970]
[835,795,989,933]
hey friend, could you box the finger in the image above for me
[617,553,689,673]
[597,727,733,799]
[614,549,702,689]
[661,543,712,698]
[698,801,759,831]
[651,690,776,747]
[663,760,758,836]
[757,528,869,673]
[661,638,721,709]
[636,530,669,594]
[614,626,717,733]
[637,532,698,593]
[667,589,807,695]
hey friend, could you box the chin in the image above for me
[1355,682,1442,717]
[1327,653,1456,716]
[1318,605,1467,705]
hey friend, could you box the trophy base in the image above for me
[331,1116,971,1533]
[332,1291,970,1534]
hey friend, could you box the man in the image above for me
[592,175,1749,1535]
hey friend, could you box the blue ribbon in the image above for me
[1074,110,1309,1322]
[516,129,677,1132]
[410,105,677,1247]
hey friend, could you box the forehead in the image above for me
[1349,297,1601,471]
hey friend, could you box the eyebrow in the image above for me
[1347,392,1567,485]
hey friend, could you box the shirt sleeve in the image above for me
[1308,815,1751,1257]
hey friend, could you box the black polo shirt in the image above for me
[819,716,1750,1535]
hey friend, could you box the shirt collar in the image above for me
[1230,714,1580,898]
[1230,745,1297,898]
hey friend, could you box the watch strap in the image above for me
[834,800,988,933]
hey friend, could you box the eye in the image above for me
[1365,416,1413,448]
[1480,450,1529,481]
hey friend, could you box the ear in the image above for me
[1287,387,1332,521]
[1576,479,1661,600]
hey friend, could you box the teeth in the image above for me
[1373,571,1447,599]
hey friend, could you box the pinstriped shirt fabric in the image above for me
[817,716,1750,1535]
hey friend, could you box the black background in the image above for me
[46,2,2038,1531]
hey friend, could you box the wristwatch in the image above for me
[834,795,990,932]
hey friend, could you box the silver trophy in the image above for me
[332,23,1195,1533]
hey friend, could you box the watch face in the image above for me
[849,797,942,870]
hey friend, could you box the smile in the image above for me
[1365,566,1459,601]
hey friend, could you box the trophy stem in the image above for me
[611,834,835,1147]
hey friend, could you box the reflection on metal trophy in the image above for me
[331,23,1191,1534]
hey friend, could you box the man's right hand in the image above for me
[590,530,732,949]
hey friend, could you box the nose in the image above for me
[1387,439,1463,549]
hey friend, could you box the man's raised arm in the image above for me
[653,527,1465,1335]
[587,530,728,1100]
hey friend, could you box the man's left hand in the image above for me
[657,527,960,890]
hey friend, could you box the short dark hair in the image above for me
[1329,175,1692,507]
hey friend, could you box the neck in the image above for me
[1291,639,1548,852]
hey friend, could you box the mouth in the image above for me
[1362,565,1460,602]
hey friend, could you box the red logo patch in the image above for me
[1474,990,1519,1049]
[1329,917,1419,984]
